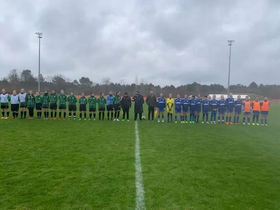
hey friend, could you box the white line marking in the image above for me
[135,121,146,210]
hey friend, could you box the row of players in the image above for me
[0,89,270,125]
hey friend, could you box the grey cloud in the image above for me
[0,0,279,86]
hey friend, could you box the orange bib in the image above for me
[244,101,251,112]
[253,101,261,111]
[261,101,270,111]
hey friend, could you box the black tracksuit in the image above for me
[120,95,131,120]
[146,94,157,120]
[133,94,144,120]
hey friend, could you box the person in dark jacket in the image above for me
[120,92,131,121]
[146,90,157,120]
[133,91,144,120]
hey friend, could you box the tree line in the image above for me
[0,69,279,99]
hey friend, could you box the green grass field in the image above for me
[0,105,279,209]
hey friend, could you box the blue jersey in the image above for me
[182,98,189,112]
[106,95,114,105]
[174,98,182,113]
[190,99,196,112]
[195,98,202,112]
[157,97,166,111]
[202,99,210,113]
[226,97,234,112]
[210,99,218,112]
[218,99,226,113]
[234,99,242,113]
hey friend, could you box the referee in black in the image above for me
[146,90,157,120]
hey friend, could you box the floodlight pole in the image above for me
[227,40,234,95]
[35,32,43,92]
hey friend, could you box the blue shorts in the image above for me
[261,111,268,115]
[203,111,209,114]
[190,109,196,114]
[253,111,260,115]
[227,107,233,113]
[182,105,188,112]
[235,109,241,115]
[219,109,226,114]
[175,109,181,114]
[158,107,164,112]
[244,112,251,116]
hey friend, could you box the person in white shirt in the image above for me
[0,89,10,119]
[10,90,20,119]
[19,88,27,119]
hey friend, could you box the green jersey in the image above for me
[113,95,121,104]
[79,96,87,105]
[35,95,42,104]
[50,93,58,104]
[26,94,35,108]
[42,94,50,106]
[68,95,77,105]
[97,97,106,109]
[88,96,97,108]
[58,94,67,105]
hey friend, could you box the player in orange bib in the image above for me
[260,97,270,126]
[242,96,252,125]
[252,97,261,126]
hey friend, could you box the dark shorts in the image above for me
[107,104,114,111]
[11,104,19,112]
[182,105,188,113]
[114,104,120,111]
[227,107,234,113]
[1,103,8,109]
[99,107,105,112]
[42,104,49,109]
[261,111,268,115]
[253,111,260,115]
[175,108,182,114]
[80,104,87,112]
[69,104,77,112]
[50,103,57,110]
[20,102,26,108]
[89,107,96,112]
[36,103,42,111]
[235,109,241,115]
[244,112,251,116]
[59,104,66,110]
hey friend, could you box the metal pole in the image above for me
[227,40,234,95]
[35,32,43,92]
[38,36,41,92]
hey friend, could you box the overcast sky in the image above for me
[0,0,279,86]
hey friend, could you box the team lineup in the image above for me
[0,88,270,126]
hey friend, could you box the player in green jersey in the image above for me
[35,92,43,119]
[42,90,50,120]
[68,92,77,120]
[26,90,35,120]
[97,93,106,120]
[88,93,97,120]
[58,89,67,120]
[113,91,121,121]
[49,90,58,120]
[79,93,88,120]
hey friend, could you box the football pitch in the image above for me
[0,105,279,209]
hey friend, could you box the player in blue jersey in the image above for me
[189,95,196,124]
[157,93,166,123]
[106,91,114,120]
[174,94,182,123]
[182,94,189,123]
[210,95,218,124]
[234,95,242,124]
[218,95,226,124]
[202,95,210,124]
[195,95,202,123]
[226,93,235,125]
